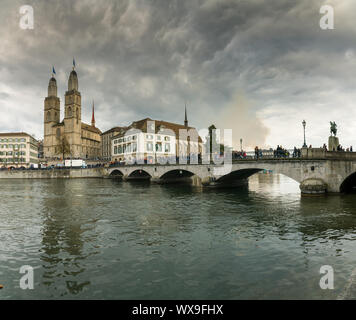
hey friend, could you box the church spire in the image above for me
[91,100,95,127]
[184,102,188,127]
[48,70,57,97]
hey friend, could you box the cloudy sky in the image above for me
[0,0,355,150]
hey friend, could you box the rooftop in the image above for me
[112,118,202,142]
[81,122,102,134]
[101,126,127,136]
[0,132,39,143]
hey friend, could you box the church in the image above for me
[43,63,102,159]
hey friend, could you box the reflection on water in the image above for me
[1,173,356,299]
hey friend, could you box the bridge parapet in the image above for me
[302,148,356,160]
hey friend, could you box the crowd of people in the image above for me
[336,145,353,152]
[274,145,291,158]
[253,145,296,159]
[322,143,353,152]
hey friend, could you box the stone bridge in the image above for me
[105,158,356,194]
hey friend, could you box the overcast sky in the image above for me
[1,0,356,150]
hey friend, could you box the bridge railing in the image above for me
[301,148,356,160]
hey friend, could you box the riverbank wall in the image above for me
[0,168,105,179]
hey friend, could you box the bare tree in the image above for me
[56,136,71,161]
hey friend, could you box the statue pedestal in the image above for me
[328,136,339,151]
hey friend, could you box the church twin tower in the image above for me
[44,65,102,159]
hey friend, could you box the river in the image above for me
[1,173,356,299]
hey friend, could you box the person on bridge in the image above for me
[255,146,259,159]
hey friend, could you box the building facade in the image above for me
[43,65,102,159]
[101,127,127,161]
[111,117,202,163]
[0,132,39,168]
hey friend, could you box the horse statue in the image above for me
[330,121,337,136]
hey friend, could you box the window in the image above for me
[118,145,122,154]
[114,146,117,154]
[147,142,153,151]
[132,143,137,152]
[156,142,162,152]
[146,135,153,140]
[157,136,161,141]
[164,136,170,141]
[128,143,132,153]
[165,143,170,152]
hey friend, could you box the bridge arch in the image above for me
[160,169,195,180]
[216,168,262,182]
[217,167,301,184]
[109,169,124,177]
[340,172,356,193]
[128,169,152,180]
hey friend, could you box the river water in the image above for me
[1,173,356,299]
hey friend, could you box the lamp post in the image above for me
[240,138,243,152]
[302,120,307,148]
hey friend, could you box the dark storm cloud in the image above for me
[1,0,356,149]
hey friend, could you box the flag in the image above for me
[52,66,56,75]
[73,58,76,68]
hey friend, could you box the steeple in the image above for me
[184,103,188,127]
[91,100,95,127]
[48,71,57,97]
[68,59,78,91]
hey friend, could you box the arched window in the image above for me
[46,111,51,121]
[68,106,72,117]
[76,108,79,124]
[56,128,61,139]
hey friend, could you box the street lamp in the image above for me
[240,138,243,152]
[302,120,307,148]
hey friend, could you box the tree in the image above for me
[56,136,71,160]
